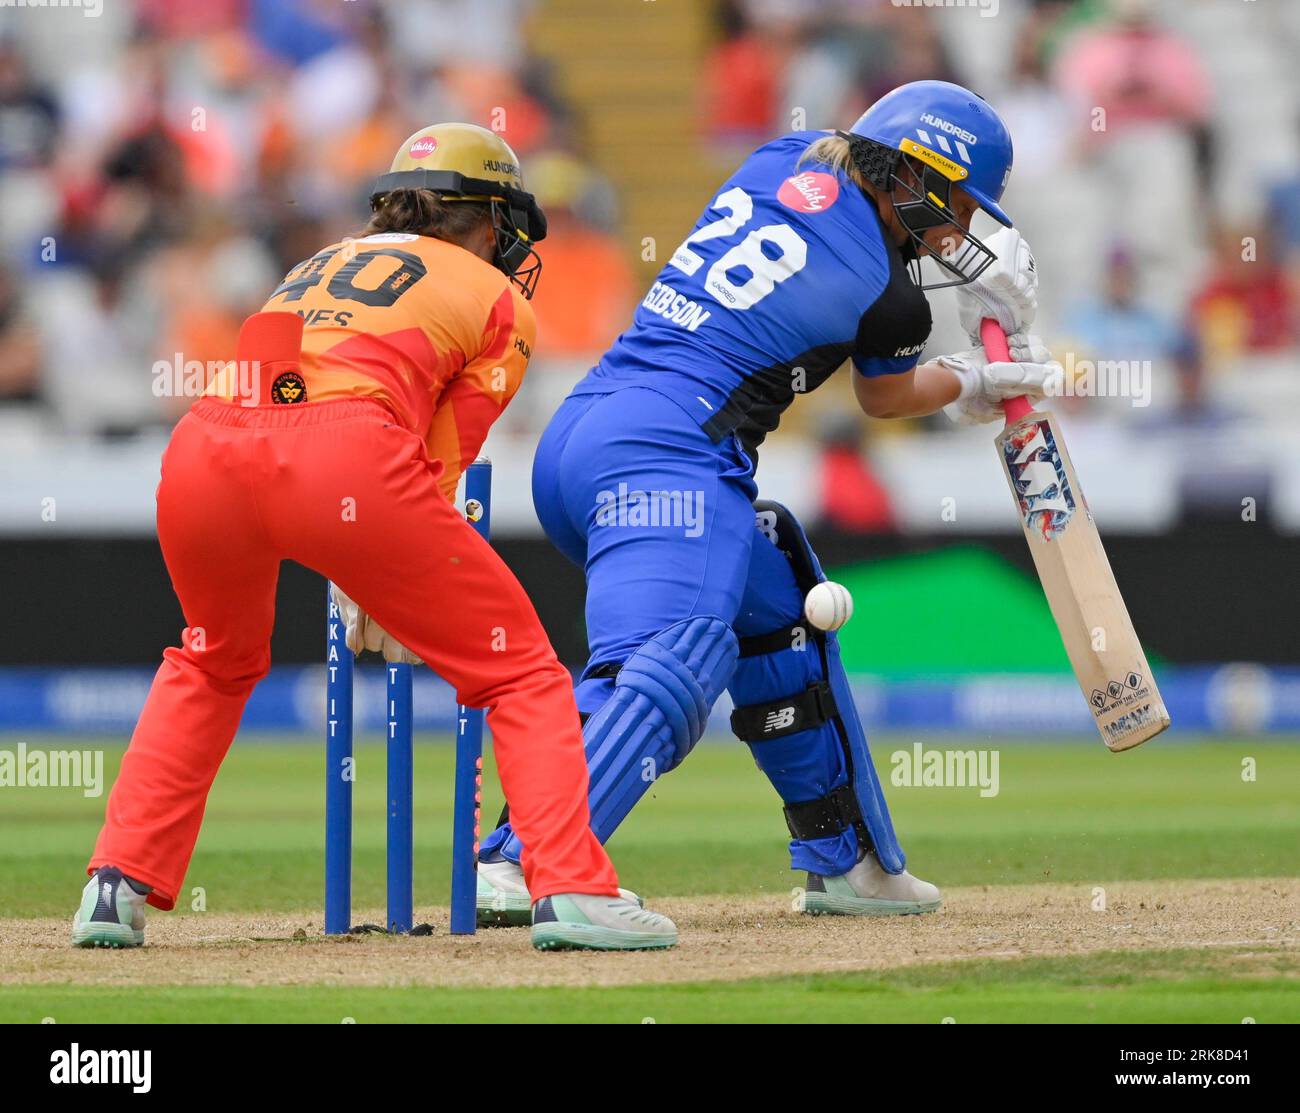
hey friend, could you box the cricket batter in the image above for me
[477,81,1059,920]
[74,124,676,952]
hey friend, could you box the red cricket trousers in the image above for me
[90,397,618,909]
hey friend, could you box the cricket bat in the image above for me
[984,318,1169,752]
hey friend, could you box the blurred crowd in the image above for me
[0,0,632,436]
[2,0,1297,529]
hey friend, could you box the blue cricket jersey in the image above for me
[571,131,932,458]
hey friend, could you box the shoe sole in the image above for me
[531,923,678,951]
[479,890,646,929]
[801,892,941,917]
[72,919,144,948]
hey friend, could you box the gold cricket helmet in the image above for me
[371,123,547,298]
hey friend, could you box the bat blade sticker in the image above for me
[1002,416,1075,540]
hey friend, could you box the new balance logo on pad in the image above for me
[764,707,797,732]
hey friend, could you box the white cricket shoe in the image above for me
[531,893,677,951]
[477,857,642,927]
[72,866,148,947]
[801,851,942,916]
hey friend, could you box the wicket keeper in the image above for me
[75,124,676,952]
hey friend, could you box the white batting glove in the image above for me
[330,584,422,665]
[938,338,1062,426]
[1006,332,1055,366]
[955,227,1039,344]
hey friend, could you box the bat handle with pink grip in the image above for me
[980,317,1034,424]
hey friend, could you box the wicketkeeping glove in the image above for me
[330,584,422,665]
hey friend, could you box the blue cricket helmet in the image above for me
[848,79,1014,226]
[834,80,1014,288]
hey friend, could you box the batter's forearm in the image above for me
[908,361,964,412]
[853,361,962,419]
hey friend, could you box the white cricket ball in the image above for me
[804,581,854,631]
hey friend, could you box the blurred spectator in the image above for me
[1054,0,1210,145]
[1051,0,1212,314]
[265,211,335,278]
[817,414,896,534]
[0,37,60,171]
[704,0,781,147]
[1190,228,1296,364]
[997,6,1073,182]
[995,6,1076,296]
[444,67,552,155]
[773,3,957,135]
[35,121,194,280]
[386,0,531,72]
[153,213,280,419]
[282,8,386,151]
[290,6,412,213]
[777,16,854,136]
[1063,246,1191,365]
[1267,175,1300,262]
[134,0,245,37]
[1059,244,1197,420]
[856,5,956,106]
[0,265,43,408]
[249,0,355,67]
[526,152,634,359]
[1166,351,1229,429]
[34,252,165,436]
[100,124,194,245]
[0,36,62,257]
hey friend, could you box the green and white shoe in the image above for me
[531,894,677,951]
[478,858,642,927]
[72,866,147,948]
[801,851,942,917]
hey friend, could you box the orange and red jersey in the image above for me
[213,232,535,500]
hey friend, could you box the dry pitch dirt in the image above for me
[2,878,1296,989]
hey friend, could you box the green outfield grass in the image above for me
[0,948,1291,1024]
[3,735,1297,918]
